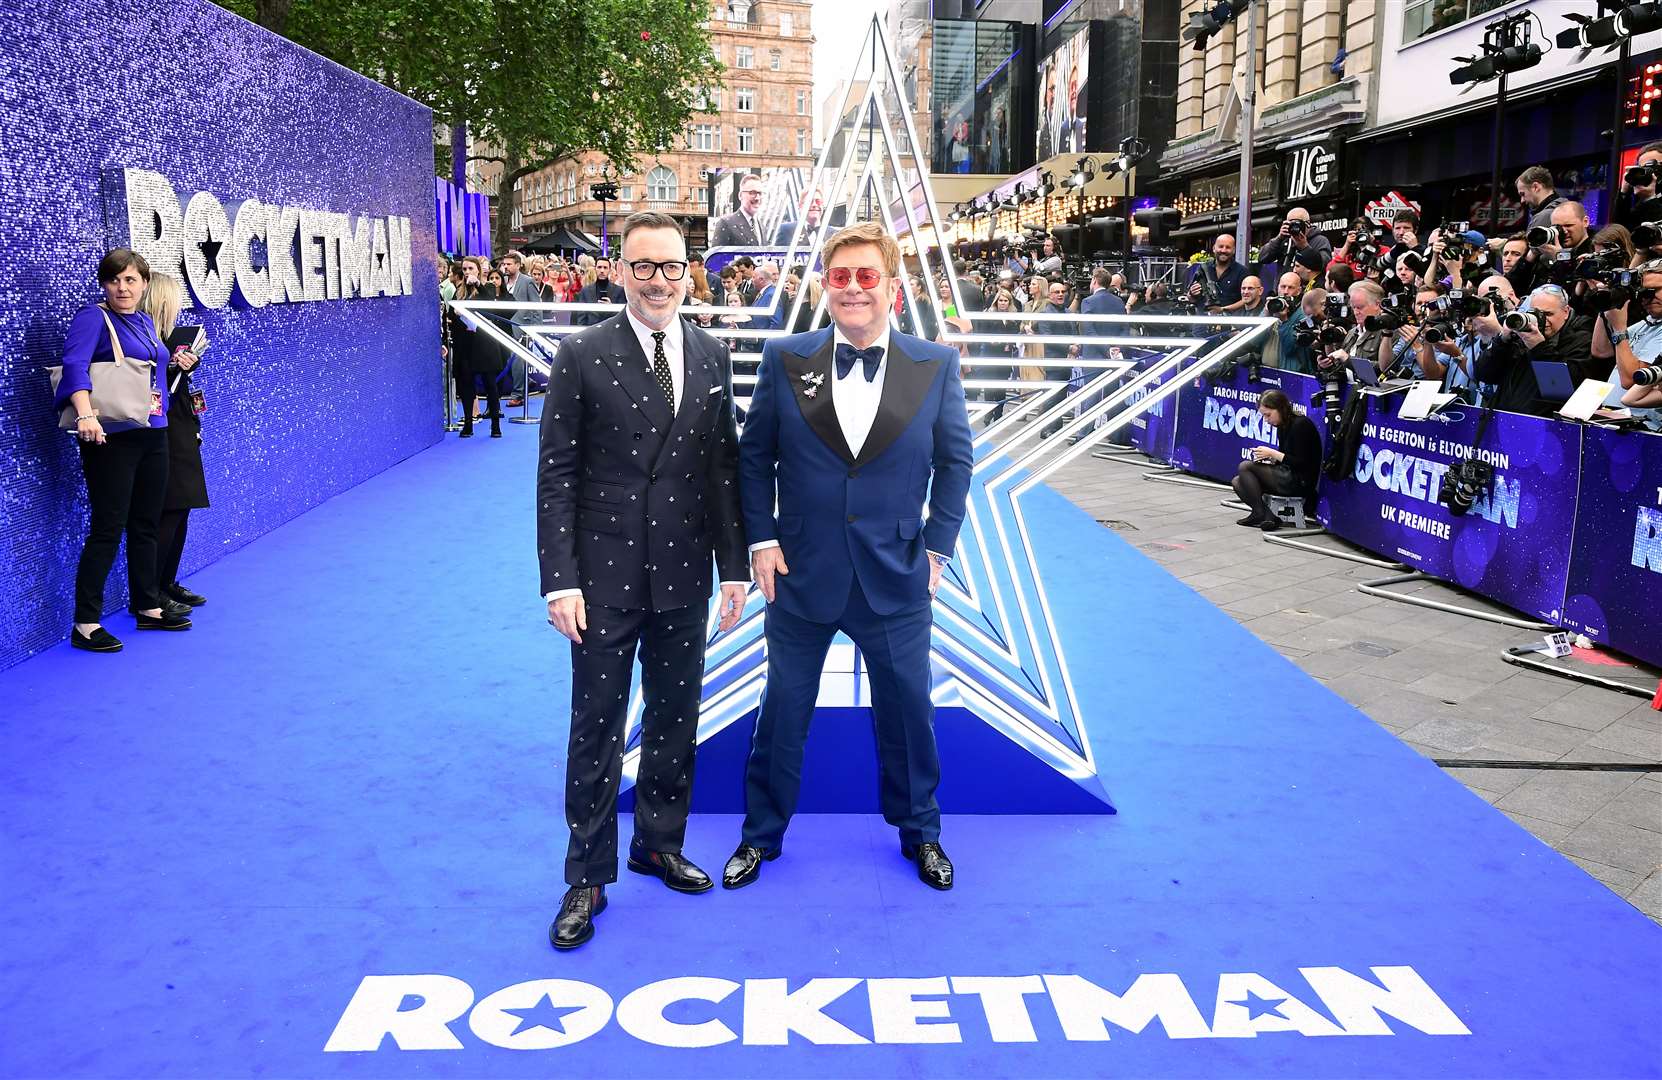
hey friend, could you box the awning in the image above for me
[522,225,599,255]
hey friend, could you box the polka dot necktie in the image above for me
[651,331,674,408]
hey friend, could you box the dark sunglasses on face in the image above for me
[622,259,688,281]
[826,266,884,289]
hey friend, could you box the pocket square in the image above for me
[706,385,724,396]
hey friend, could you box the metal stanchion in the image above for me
[1261,527,1407,570]
[442,351,460,432]
[509,326,538,425]
[1354,570,1557,630]
[1498,646,1658,701]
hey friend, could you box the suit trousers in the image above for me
[564,601,706,887]
[742,580,941,850]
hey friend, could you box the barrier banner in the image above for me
[1168,362,1331,483]
[1561,426,1662,667]
[1318,393,1582,625]
[1127,351,1181,462]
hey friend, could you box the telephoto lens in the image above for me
[1422,322,1456,344]
[1265,296,1293,317]
[1633,221,1662,249]
[1626,164,1658,188]
[1527,224,1561,248]
[1502,310,1539,334]
[1634,363,1662,387]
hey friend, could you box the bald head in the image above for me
[1277,271,1302,298]
[1549,201,1589,248]
[1240,275,1264,307]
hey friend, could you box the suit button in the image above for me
[650,473,658,484]
[847,514,857,522]
[633,433,642,441]
[848,470,859,478]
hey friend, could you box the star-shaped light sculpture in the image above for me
[450,16,1274,804]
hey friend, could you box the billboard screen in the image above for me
[1036,24,1089,161]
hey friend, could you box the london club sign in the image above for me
[113,167,415,309]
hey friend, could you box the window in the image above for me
[779,12,793,36]
[690,186,706,208]
[736,86,755,111]
[647,166,678,202]
[736,45,753,68]
[691,123,717,150]
[770,49,782,71]
[619,185,633,201]
[737,126,755,153]
[727,0,749,27]
[1403,0,1512,43]
[796,89,808,114]
[796,129,808,155]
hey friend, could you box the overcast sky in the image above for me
[812,0,883,142]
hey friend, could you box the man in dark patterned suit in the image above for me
[537,212,750,950]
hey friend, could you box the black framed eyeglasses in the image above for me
[623,259,688,281]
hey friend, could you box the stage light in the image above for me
[1069,157,1095,189]
[1448,12,1540,85]
[1039,170,1056,196]
[1560,2,1662,46]
[1184,0,1242,51]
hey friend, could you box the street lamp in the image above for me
[590,180,619,257]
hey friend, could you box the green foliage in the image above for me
[226,0,723,246]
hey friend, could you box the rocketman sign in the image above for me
[113,167,415,309]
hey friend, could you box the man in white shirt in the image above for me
[536,212,749,950]
[726,222,974,893]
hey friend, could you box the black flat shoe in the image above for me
[901,841,954,891]
[132,598,192,620]
[1235,514,1266,527]
[1259,517,1282,532]
[459,428,474,438]
[721,844,780,890]
[550,885,606,950]
[134,609,192,631]
[163,583,206,607]
[628,844,713,893]
[70,627,122,653]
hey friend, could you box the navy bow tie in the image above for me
[835,342,884,381]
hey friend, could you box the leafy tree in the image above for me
[226,0,722,252]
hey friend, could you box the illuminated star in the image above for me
[1230,990,1291,1022]
[500,992,589,1038]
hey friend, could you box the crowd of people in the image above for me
[1173,158,1662,427]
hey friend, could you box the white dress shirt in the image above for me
[544,308,744,604]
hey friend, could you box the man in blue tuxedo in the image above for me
[724,222,974,892]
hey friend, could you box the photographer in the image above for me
[1238,275,1267,317]
[1330,217,1383,277]
[1230,388,1323,533]
[1259,208,1333,276]
[1413,275,1513,401]
[1617,142,1662,231]
[1515,165,1566,227]
[1033,236,1064,275]
[1384,282,1447,378]
[1590,259,1662,429]
[1478,283,1594,415]
[1268,274,1313,373]
[1498,233,1530,277]
[1185,233,1250,313]
[1322,280,1395,382]
[1426,227,1491,290]
[1509,201,1593,296]
[1385,210,1423,271]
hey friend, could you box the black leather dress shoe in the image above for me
[1235,513,1266,527]
[131,599,192,620]
[721,844,780,890]
[163,582,207,607]
[550,885,607,950]
[70,626,123,653]
[901,841,954,891]
[1259,517,1283,532]
[628,845,713,893]
[134,609,192,631]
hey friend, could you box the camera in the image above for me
[1445,221,1472,235]
[1396,250,1429,277]
[1294,320,1348,349]
[1438,456,1491,516]
[1502,309,1543,335]
[1265,295,1295,317]
[1634,363,1662,387]
[1527,224,1564,248]
[1427,290,1489,321]
[1627,163,1660,189]
[1422,321,1458,344]
[1324,294,1355,326]
[1365,293,1414,333]
[1633,221,1662,249]
[1287,219,1307,236]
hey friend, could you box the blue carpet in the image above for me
[1,422,1658,1079]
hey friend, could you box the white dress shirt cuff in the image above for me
[544,589,582,603]
[749,539,781,553]
[719,580,750,588]
[927,550,951,563]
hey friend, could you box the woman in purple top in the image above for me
[54,248,195,652]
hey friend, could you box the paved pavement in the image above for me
[1047,447,1662,923]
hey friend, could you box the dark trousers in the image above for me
[158,508,190,587]
[75,427,168,623]
[1231,460,1300,518]
[564,601,706,887]
[742,581,940,850]
[455,369,501,427]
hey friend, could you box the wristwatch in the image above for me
[1610,329,1630,346]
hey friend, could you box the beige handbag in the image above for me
[48,306,157,429]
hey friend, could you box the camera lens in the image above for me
[1527,225,1559,247]
[1634,364,1662,386]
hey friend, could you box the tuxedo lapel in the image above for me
[855,333,940,468]
[599,315,674,431]
[782,331,855,465]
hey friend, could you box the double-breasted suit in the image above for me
[537,311,748,887]
[737,325,973,850]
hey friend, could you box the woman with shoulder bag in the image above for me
[141,273,210,610]
[51,249,196,653]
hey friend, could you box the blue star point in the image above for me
[501,992,588,1038]
[1231,989,1291,1022]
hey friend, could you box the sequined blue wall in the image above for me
[0,0,441,669]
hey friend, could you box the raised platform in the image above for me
[1,424,1657,1079]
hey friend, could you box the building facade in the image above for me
[487,0,815,253]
